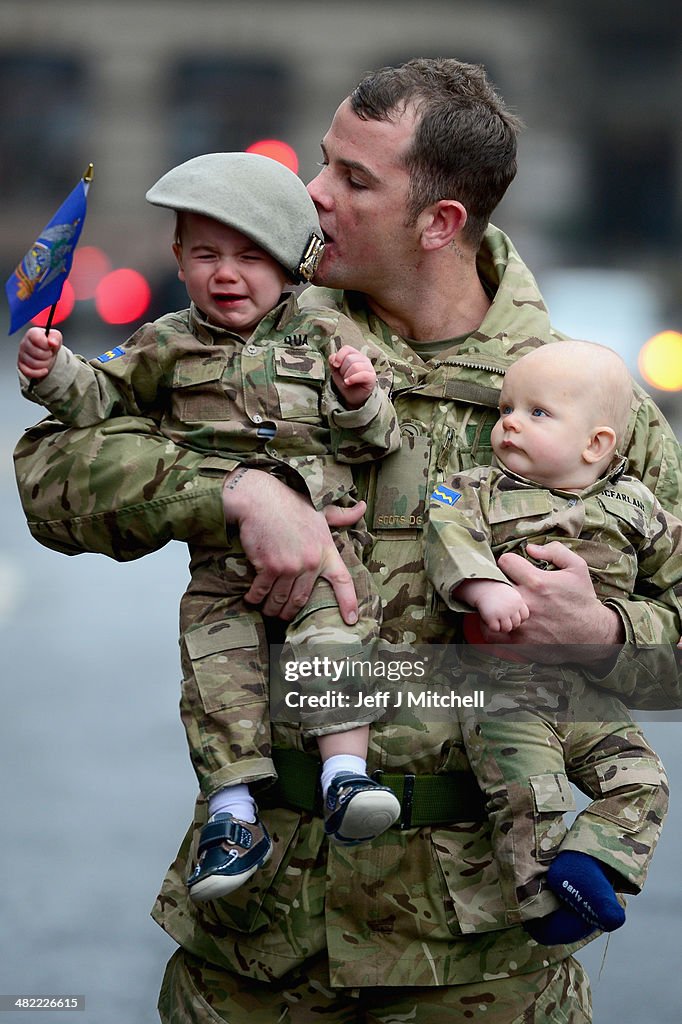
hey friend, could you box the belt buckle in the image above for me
[399,773,416,830]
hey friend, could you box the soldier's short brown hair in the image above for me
[350,57,523,248]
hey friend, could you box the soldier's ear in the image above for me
[583,426,617,464]
[172,242,186,282]
[418,200,467,252]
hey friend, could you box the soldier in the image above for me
[426,339,679,944]
[13,59,682,1022]
[16,152,403,903]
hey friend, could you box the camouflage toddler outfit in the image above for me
[19,295,400,798]
[426,457,681,924]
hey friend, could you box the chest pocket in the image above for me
[486,488,556,555]
[597,492,650,540]
[372,434,431,531]
[273,348,326,421]
[488,489,554,525]
[172,354,229,423]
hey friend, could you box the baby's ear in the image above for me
[583,426,617,464]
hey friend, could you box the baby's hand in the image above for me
[18,327,62,379]
[456,579,530,633]
[329,345,377,409]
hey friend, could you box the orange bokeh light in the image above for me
[95,268,151,324]
[246,139,299,173]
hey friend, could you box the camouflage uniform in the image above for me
[425,457,680,924]
[19,295,400,798]
[13,226,682,1021]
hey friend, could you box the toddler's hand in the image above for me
[329,345,377,409]
[18,327,62,379]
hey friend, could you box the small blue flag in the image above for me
[5,165,93,335]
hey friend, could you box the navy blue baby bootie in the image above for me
[547,850,625,931]
[524,851,625,946]
[524,905,597,946]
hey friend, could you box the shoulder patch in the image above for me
[96,346,125,362]
[431,485,461,506]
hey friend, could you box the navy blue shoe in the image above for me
[324,772,401,846]
[187,813,271,902]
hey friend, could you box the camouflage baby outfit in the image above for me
[425,457,681,923]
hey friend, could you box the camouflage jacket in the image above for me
[20,295,400,510]
[426,458,682,642]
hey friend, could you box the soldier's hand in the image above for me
[222,468,363,623]
[17,327,62,379]
[491,541,625,662]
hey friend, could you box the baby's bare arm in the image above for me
[455,578,530,633]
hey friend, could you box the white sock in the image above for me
[208,784,257,823]
[320,754,367,798]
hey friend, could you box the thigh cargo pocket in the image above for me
[430,824,509,935]
[183,613,266,713]
[529,772,576,863]
[592,756,663,830]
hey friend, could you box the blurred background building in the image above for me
[1,0,682,424]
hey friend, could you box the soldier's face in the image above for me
[173,214,288,336]
[307,100,423,300]
[491,356,603,490]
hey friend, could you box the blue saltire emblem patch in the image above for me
[431,485,461,506]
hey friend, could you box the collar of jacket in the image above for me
[187,292,301,344]
[491,453,630,498]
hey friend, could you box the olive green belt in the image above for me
[261,747,486,830]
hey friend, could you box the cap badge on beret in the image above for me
[297,233,325,282]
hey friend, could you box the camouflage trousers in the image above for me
[180,528,382,799]
[158,947,592,1023]
[457,651,669,924]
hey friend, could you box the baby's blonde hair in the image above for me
[517,340,633,446]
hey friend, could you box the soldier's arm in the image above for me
[14,417,363,623]
[13,414,231,560]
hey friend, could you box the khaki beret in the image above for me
[146,152,323,282]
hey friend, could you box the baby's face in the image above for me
[491,354,601,490]
[173,214,288,337]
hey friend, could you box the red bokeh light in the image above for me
[95,268,151,324]
[69,246,111,300]
[246,139,299,173]
[31,280,76,327]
